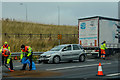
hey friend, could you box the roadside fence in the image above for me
[2,33,78,40]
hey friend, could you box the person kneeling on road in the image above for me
[20,45,33,71]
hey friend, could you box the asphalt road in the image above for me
[1,56,120,80]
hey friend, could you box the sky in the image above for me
[1,0,119,25]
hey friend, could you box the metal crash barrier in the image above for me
[106,43,120,56]
[11,52,43,60]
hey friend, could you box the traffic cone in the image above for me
[96,62,105,76]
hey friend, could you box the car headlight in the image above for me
[46,55,51,58]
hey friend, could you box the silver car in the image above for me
[39,44,86,64]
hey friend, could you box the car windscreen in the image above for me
[50,45,65,51]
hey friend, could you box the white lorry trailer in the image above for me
[78,16,120,57]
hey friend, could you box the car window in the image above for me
[79,45,83,49]
[50,45,65,51]
[63,45,72,51]
[73,45,80,50]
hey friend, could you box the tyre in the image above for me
[53,56,60,64]
[68,60,73,63]
[79,55,85,62]
[38,60,42,64]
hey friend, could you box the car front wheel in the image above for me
[79,55,85,62]
[53,56,60,64]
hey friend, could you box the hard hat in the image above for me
[4,42,8,44]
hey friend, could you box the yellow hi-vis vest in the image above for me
[101,43,107,50]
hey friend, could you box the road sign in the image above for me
[58,34,62,39]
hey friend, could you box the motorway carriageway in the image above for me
[2,58,120,79]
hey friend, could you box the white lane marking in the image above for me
[86,59,95,61]
[14,65,22,67]
[46,63,111,71]
[14,64,42,67]
[106,73,120,76]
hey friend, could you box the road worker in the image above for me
[0,48,14,71]
[20,45,33,71]
[100,41,107,60]
[1,42,11,65]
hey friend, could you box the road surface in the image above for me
[1,56,120,80]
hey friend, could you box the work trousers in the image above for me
[5,57,13,70]
[2,56,5,65]
[2,56,8,65]
[101,49,106,59]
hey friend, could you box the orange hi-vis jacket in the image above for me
[1,48,12,64]
[20,46,32,59]
[3,44,9,48]
[21,46,29,52]
[2,48,11,57]
[1,44,10,51]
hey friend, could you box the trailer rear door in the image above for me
[78,18,99,47]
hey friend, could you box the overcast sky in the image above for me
[2,1,119,25]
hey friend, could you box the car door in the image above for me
[72,45,81,59]
[61,45,72,61]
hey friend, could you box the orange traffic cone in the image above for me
[96,62,105,76]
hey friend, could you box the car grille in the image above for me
[40,55,46,58]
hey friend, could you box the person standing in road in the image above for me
[0,48,14,71]
[100,41,107,60]
[20,45,33,71]
[1,42,11,65]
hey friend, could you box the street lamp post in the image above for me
[58,6,60,27]
[58,6,60,45]
[20,3,28,21]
